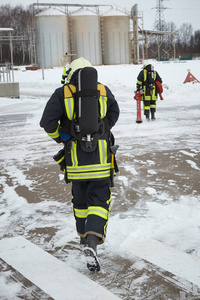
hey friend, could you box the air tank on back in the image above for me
[70,8,102,65]
[35,7,69,68]
[101,8,131,65]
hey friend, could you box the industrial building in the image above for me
[35,7,69,68]
[34,4,133,68]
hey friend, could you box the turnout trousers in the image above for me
[71,179,111,244]
[143,99,156,118]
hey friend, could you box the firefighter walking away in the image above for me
[136,63,163,120]
[40,57,120,272]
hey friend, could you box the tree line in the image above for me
[0,4,34,65]
[0,4,200,65]
[148,21,200,60]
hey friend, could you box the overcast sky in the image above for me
[1,0,200,31]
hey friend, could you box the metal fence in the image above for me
[0,63,13,82]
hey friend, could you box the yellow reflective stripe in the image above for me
[137,79,142,85]
[144,69,147,81]
[145,95,157,100]
[98,84,107,118]
[98,140,107,165]
[104,192,111,235]
[143,69,147,94]
[152,71,157,97]
[106,190,112,205]
[57,155,65,164]
[64,97,74,120]
[104,206,111,236]
[67,170,110,180]
[47,124,60,139]
[62,66,66,76]
[74,206,110,221]
[71,141,78,167]
[67,163,111,172]
[88,206,109,220]
[74,208,88,218]
[64,85,76,120]
[99,96,107,118]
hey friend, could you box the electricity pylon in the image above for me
[152,0,170,31]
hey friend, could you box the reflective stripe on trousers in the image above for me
[72,179,111,244]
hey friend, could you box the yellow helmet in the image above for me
[67,57,92,81]
[142,63,151,69]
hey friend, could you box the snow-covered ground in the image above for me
[0,59,200,299]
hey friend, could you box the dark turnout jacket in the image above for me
[40,70,120,182]
[137,69,162,100]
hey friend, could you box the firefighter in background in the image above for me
[61,52,69,84]
[40,57,120,272]
[136,63,163,120]
[61,66,67,84]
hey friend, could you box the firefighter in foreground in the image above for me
[136,63,163,120]
[40,57,120,272]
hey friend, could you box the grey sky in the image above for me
[1,0,200,31]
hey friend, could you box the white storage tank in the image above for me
[35,7,69,68]
[70,8,102,65]
[101,8,131,65]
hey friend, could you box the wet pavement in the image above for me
[0,98,200,299]
[1,149,200,299]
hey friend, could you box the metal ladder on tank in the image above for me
[67,15,76,63]
[100,17,105,65]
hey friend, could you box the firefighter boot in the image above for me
[151,108,156,120]
[83,234,101,272]
[86,234,99,252]
[145,111,150,121]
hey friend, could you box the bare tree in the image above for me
[0,4,34,65]
[191,30,200,56]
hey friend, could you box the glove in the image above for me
[59,131,72,143]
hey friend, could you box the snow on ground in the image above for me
[0,59,200,299]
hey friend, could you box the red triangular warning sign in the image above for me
[183,71,200,83]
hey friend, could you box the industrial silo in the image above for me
[70,8,102,65]
[101,8,131,65]
[35,7,69,68]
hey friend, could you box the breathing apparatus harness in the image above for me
[68,67,105,152]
